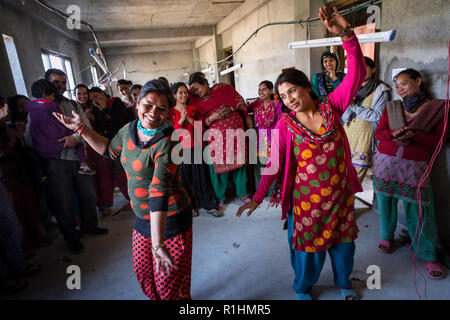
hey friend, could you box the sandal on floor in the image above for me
[192,209,200,217]
[296,293,312,300]
[377,240,393,254]
[1,279,28,295]
[340,288,359,300]
[425,261,444,280]
[207,208,224,218]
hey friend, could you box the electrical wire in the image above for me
[211,0,385,67]
[31,0,108,70]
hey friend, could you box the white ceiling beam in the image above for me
[103,43,194,55]
[88,26,214,44]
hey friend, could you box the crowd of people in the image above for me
[0,6,446,300]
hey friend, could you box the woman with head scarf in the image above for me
[311,50,346,99]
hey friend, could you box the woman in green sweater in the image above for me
[53,79,193,300]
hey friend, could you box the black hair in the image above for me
[138,79,175,108]
[157,77,170,88]
[188,72,205,84]
[75,83,89,92]
[364,56,376,69]
[7,95,29,123]
[130,84,142,92]
[274,69,318,104]
[88,86,106,95]
[117,79,132,87]
[31,79,58,98]
[188,75,208,87]
[394,68,427,94]
[259,80,274,100]
[171,82,188,95]
[44,68,66,80]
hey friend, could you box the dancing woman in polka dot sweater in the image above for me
[54,80,193,300]
[237,6,367,300]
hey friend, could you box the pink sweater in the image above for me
[253,34,367,220]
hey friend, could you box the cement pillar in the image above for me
[211,25,225,84]
[192,47,201,72]
[292,0,311,77]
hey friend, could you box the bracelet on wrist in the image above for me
[77,124,86,136]
[339,25,352,38]
[151,242,165,252]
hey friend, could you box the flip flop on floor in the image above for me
[340,288,359,300]
[377,240,393,254]
[425,261,444,280]
[207,208,224,218]
[192,209,200,217]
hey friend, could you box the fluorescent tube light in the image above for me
[220,63,243,76]
[201,67,214,73]
[288,30,396,49]
[89,48,109,74]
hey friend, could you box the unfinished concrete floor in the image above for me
[3,181,450,300]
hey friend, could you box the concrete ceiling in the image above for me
[45,0,245,30]
[43,0,246,53]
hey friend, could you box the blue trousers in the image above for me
[287,210,355,294]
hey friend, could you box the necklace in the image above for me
[137,119,163,137]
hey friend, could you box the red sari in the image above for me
[195,83,249,174]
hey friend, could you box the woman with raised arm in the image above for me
[54,80,193,300]
[236,6,366,300]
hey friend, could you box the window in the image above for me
[2,34,27,96]
[41,50,77,99]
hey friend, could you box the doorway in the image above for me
[223,46,236,88]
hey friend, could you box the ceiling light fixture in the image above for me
[220,63,242,76]
[288,30,396,49]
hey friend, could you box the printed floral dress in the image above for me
[284,98,359,252]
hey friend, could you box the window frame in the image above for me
[41,49,77,100]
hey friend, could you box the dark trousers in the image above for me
[180,150,217,211]
[45,158,98,244]
[0,181,25,282]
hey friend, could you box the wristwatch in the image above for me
[339,24,352,38]
[151,242,165,252]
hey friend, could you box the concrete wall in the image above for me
[198,0,310,100]
[0,1,91,99]
[379,0,449,100]
[105,49,195,96]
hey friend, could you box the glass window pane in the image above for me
[49,54,63,71]
[41,53,51,71]
[65,59,75,95]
